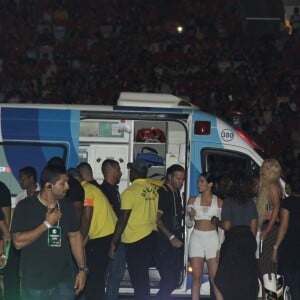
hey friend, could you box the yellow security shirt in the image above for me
[121,178,158,243]
[82,181,117,239]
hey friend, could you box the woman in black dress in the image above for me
[213,170,258,300]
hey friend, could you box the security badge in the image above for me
[47,226,62,247]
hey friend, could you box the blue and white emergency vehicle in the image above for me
[0,92,267,297]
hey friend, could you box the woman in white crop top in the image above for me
[186,172,223,300]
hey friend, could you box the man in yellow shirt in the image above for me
[77,162,117,300]
[109,159,158,300]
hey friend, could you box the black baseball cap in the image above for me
[127,159,149,177]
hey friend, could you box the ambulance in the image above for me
[0,92,267,297]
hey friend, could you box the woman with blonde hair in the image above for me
[186,172,223,300]
[256,158,282,294]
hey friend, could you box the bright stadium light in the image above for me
[177,26,183,33]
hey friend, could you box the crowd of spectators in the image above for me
[0,0,299,175]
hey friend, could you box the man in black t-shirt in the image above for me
[155,164,185,299]
[11,165,87,300]
[100,159,125,300]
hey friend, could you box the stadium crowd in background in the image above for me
[0,0,299,177]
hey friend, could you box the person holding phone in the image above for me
[11,164,87,300]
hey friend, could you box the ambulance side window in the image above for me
[202,148,259,181]
[0,142,67,196]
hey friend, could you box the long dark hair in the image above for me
[225,170,253,205]
[199,172,215,184]
[199,172,218,194]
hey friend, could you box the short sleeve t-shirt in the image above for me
[100,180,121,218]
[121,179,158,243]
[221,197,257,227]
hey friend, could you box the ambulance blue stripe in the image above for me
[1,108,79,182]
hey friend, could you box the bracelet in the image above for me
[79,266,89,273]
[273,245,278,250]
[43,220,51,229]
[169,234,175,241]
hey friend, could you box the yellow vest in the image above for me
[82,181,117,239]
[121,179,158,243]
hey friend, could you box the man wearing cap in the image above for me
[109,158,158,300]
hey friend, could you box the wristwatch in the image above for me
[78,266,89,274]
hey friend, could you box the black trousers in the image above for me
[215,226,258,300]
[155,235,183,299]
[125,231,157,300]
[3,242,21,300]
[84,234,112,300]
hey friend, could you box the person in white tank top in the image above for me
[186,172,223,300]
